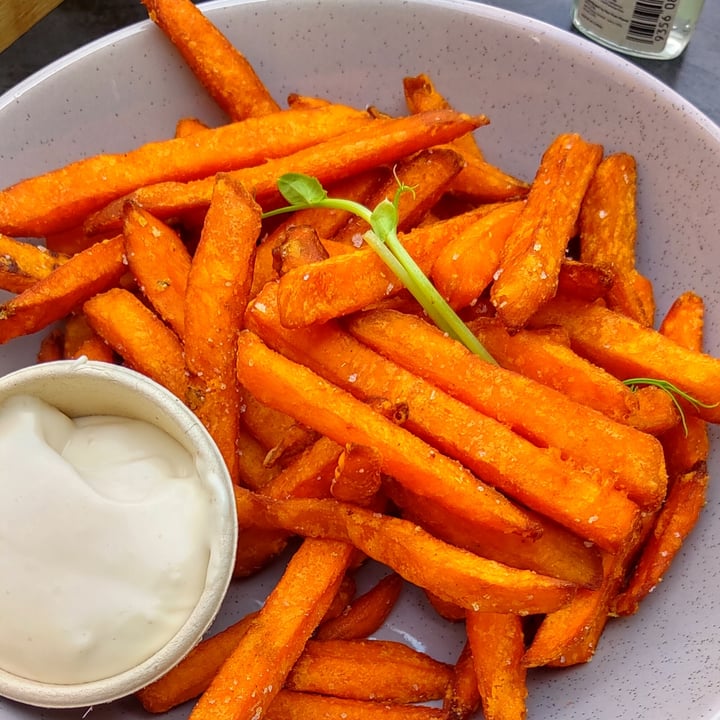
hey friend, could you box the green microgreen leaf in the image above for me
[391,167,417,208]
[623,377,718,435]
[262,172,497,365]
[277,173,328,205]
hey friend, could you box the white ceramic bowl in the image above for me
[0,360,238,709]
[0,1,718,718]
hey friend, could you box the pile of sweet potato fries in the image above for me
[0,0,718,718]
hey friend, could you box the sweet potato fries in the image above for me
[1,1,718,719]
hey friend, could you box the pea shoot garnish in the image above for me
[264,172,498,365]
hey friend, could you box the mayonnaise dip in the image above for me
[0,394,213,685]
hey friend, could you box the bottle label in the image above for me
[575,0,680,51]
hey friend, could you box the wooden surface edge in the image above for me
[0,0,65,53]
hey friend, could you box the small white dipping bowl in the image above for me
[0,358,238,709]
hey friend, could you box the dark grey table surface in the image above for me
[0,0,718,124]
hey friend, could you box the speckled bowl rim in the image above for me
[0,1,718,718]
[0,359,238,708]
[1,0,718,141]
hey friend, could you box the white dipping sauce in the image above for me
[0,394,212,685]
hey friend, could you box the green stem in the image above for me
[381,228,497,364]
[263,174,497,364]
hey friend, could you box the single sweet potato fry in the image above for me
[137,611,259,713]
[331,147,465,244]
[578,152,654,326]
[424,591,466,622]
[235,429,282,491]
[62,313,115,363]
[0,104,370,237]
[659,292,710,476]
[0,234,69,293]
[184,175,261,481]
[140,0,280,120]
[287,94,333,110]
[232,527,292,579]
[490,133,603,329]
[579,153,637,269]
[523,584,607,668]
[322,575,358,624]
[36,327,64,363]
[234,327,539,540]
[241,392,302,450]
[448,157,531,204]
[83,288,187,399]
[315,572,404,641]
[346,308,666,511]
[604,268,656,328]
[403,72,485,161]
[443,642,482,720]
[624,385,680,435]
[659,290,705,351]
[232,485,578,615]
[528,296,720,423]
[272,224,329,276]
[0,235,126,344]
[556,258,614,303]
[43,225,101,255]
[662,413,710,478]
[331,443,383,506]
[84,110,488,235]
[189,538,355,720]
[285,639,453,703]
[466,610,527,720]
[612,465,709,617]
[430,200,524,309]
[174,116,210,138]
[122,202,191,338]
[401,74,530,201]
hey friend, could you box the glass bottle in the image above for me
[572,0,705,60]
